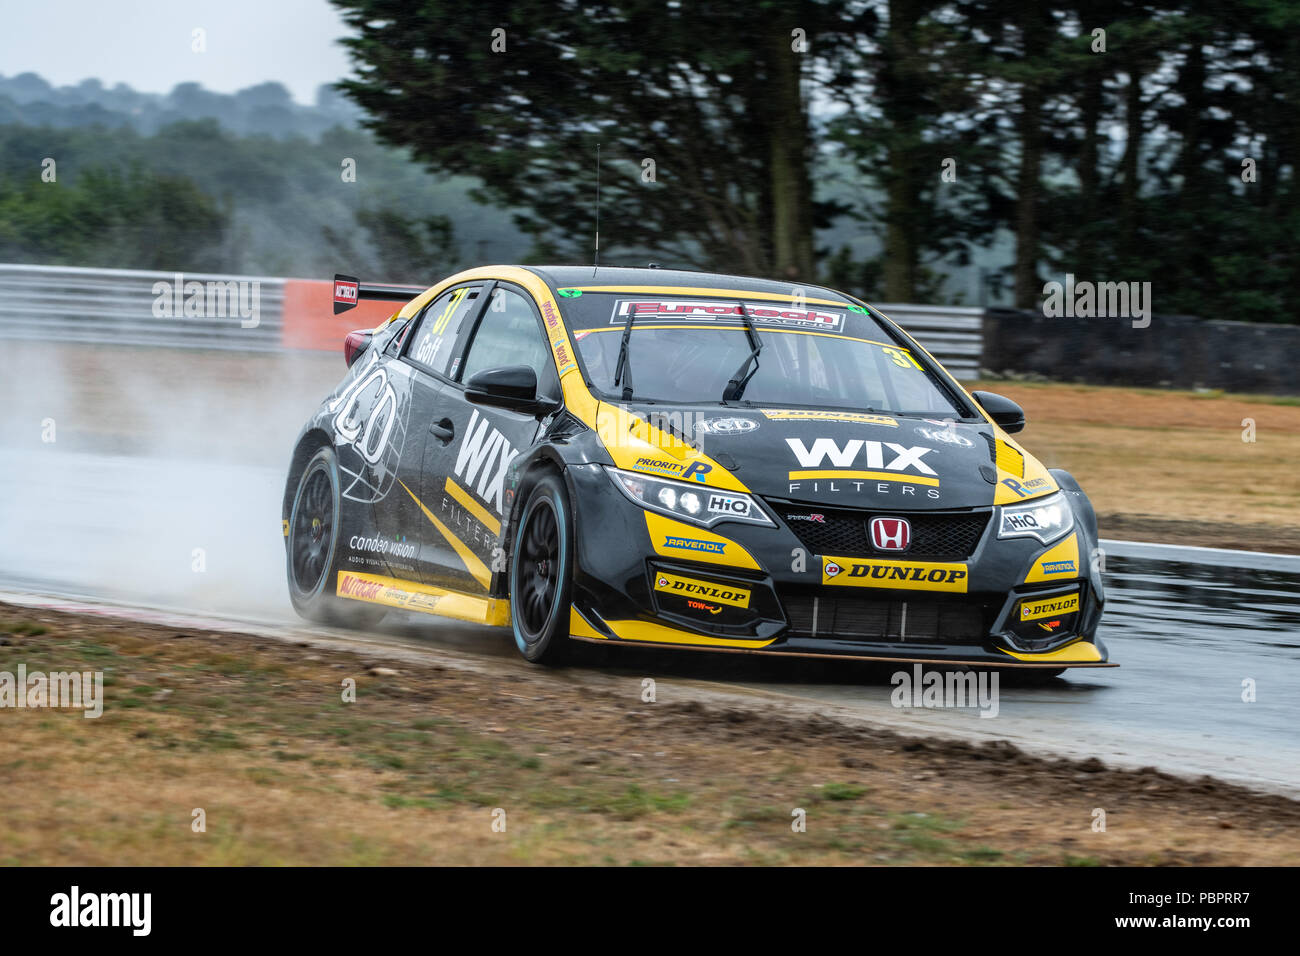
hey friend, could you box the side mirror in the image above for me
[971,390,1026,434]
[465,365,557,415]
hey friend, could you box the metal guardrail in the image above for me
[0,264,985,377]
[873,303,984,381]
[0,263,285,351]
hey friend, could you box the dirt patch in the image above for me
[2,601,1296,866]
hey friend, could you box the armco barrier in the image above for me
[872,303,984,381]
[0,263,286,351]
[0,263,984,378]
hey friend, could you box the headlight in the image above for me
[997,492,1074,544]
[605,467,773,527]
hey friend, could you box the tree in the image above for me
[817,0,997,302]
[0,165,229,270]
[331,0,857,280]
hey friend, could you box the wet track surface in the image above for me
[2,447,1298,793]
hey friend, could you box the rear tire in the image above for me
[509,473,574,664]
[286,446,386,629]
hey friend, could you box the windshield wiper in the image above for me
[613,306,636,401]
[721,302,763,402]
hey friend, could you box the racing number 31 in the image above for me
[415,287,468,366]
[881,346,923,370]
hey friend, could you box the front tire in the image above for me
[286,446,385,629]
[509,473,574,664]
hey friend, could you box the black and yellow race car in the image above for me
[282,266,1109,672]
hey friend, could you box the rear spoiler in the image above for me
[332,273,425,315]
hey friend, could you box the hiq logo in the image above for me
[1003,511,1040,531]
[707,493,750,517]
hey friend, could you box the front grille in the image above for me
[782,592,987,644]
[768,501,990,560]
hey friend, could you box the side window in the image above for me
[405,285,483,377]
[459,287,554,385]
[383,317,411,356]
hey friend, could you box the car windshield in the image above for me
[568,295,965,417]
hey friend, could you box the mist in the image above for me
[0,341,342,618]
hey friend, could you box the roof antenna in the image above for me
[593,142,601,276]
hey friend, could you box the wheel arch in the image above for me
[282,428,334,529]
[493,448,576,599]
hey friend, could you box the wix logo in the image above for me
[454,409,519,514]
[785,438,937,475]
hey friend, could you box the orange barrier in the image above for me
[281,279,409,351]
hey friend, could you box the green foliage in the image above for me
[0,117,525,280]
[0,165,228,270]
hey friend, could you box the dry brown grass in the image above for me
[978,381,1300,549]
[3,604,1298,866]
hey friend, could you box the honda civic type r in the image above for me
[282,265,1110,671]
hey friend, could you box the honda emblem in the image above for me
[869,516,911,551]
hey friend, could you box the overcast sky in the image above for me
[0,0,354,103]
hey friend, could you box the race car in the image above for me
[282,265,1110,672]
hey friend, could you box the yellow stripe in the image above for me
[335,570,509,626]
[397,479,492,591]
[386,266,601,433]
[597,401,751,492]
[1024,532,1081,584]
[644,512,760,569]
[993,435,1058,505]
[788,470,941,487]
[444,476,502,536]
[577,324,894,348]
[998,640,1103,664]
[761,409,898,426]
[995,440,1025,478]
[569,606,607,639]
[603,617,775,648]
[569,285,852,307]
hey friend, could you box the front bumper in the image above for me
[564,464,1112,668]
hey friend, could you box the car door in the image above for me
[371,281,488,583]
[324,328,423,585]
[417,282,561,594]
